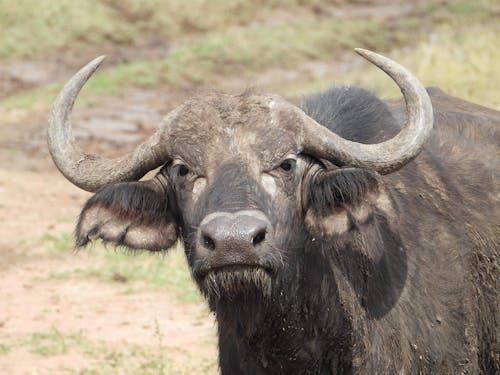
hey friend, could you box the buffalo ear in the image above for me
[76,179,178,251]
[304,168,397,242]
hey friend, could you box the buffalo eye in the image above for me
[178,164,190,176]
[279,159,295,172]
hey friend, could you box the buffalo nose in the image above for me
[199,211,270,254]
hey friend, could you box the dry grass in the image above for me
[0,0,355,59]
[285,19,500,110]
[332,23,500,110]
[1,326,217,374]
[1,1,499,111]
[20,232,202,302]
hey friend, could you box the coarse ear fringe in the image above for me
[76,181,178,251]
[83,181,169,219]
[307,168,380,213]
[305,168,398,240]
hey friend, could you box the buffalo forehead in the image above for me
[169,92,300,167]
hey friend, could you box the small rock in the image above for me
[112,273,128,283]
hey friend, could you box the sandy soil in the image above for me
[0,87,218,373]
[0,163,218,374]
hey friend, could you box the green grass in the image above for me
[3,0,494,62]
[35,237,202,302]
[0,342,11,355]
[332,22,500,110]
[26,327,90,356]
[158,17,414,84]
[0,0,357,60]
[20,229,201,302]
[0,1,130,59]
[0,14,425,111]
[5,327,217,374]
[2,1,499,112]
[106,248,201,302]
[0,15,412,110]
[19,231,74,255]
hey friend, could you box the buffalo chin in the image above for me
[200,266,272,299]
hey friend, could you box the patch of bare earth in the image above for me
[0,82,217,373]
[0,167,218,374]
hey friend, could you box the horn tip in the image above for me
[354,48,373,58]
[76,55,106,81]
[91,55,107,68]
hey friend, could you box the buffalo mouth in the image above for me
[198,264,273,298]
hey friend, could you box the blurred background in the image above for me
[0,0,498,373]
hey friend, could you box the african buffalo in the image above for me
[47,49,498,374]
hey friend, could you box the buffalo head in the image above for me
[47,49,433,302]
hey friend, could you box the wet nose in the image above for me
[199,211,270,254]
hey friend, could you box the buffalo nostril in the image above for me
[252,229,266,247]
[202,234,216,251]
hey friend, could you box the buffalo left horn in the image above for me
[298,48,433,174]
[47,56,176,192]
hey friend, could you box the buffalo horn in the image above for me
[47,56,174,192]
[299,48,433,174]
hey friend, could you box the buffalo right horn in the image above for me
[299,48,433,174]
[47,56,176,192]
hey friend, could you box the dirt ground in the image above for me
[0,81,219,373]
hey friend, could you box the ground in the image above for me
[0,1,498,374]
[0,163,219,374]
